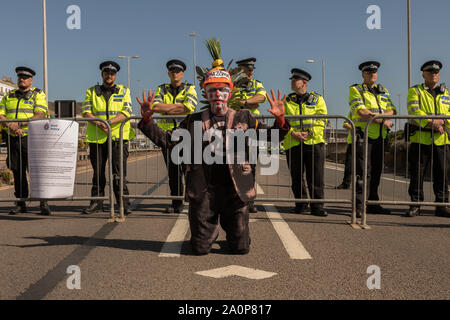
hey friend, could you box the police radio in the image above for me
[440,83,446,93]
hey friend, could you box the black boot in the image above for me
[39,201,51,216]
[123,202,132,216]
[290,205,310,214]
[82,201,103,214]
[435,206,450,217]
[405,206,420,217]
[335,182,350,190]
[9,201,27,215]
[311,206,328,217]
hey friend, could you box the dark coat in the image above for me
[138,108,289,202]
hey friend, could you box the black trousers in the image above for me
[5,135,28,199]
[188,182,249,255]
[355,137,384,208]
[342,143,352,186]
[162,146,184,209]
[408,143,449,203]
[286,143,325,210]
[89,141,129,203]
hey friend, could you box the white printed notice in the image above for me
[28,120,79,198]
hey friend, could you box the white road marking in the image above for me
[159,211,189,258]
[325,164,409,184]
[196,265,277,280]
[256,183,265,195]
[264,204,312,260]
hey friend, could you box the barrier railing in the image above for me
[362,115,449,226]
[118,114,359,226]
[0,118,116,220]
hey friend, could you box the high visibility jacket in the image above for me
[344,111,353,144]
[349,83,396,140]
[152,83,197,131]
[407,84,450,146]
[230,79,267,115]
[283,91,327,149]
[0,87,48,137]
[82,84,133,144]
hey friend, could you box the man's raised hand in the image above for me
[266,89,286,118]
[137,90,155,122]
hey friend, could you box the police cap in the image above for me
[421,60,442,72]
[166,59,186,72]
[15,66,36,78]
[236,57,256,70]
[99,61,120,73]
[290,68,312,81]
[359,61,380,72]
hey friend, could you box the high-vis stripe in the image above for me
[124,102,132,107]
[349,98,363,105]
[7,109,33,114]
[409,107,420,112]
[408,100,419,106]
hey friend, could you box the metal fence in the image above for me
[361,115,450,226]
[0,118,116,220]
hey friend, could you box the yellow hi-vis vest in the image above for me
[0,87,48,137]
[152,83,197,131]
[82,84,134,144]
[349,83,397,140]
[407,84,450,146]
[283,91,327,149]
[229,79,267,115]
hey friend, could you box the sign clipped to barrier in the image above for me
[28,119,79,198]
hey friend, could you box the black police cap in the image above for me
[290,68,312,81]
[359,61,380,72]
[166,59,186,72]
[15,66,36,77]
[99,61,120,73]
[421,60,442,72]
[236,57,256,69]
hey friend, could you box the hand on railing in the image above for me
[383,120,394,129]
[136,90,156,124]
[291,131,309,141]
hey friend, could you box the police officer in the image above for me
[229,58,267,213]
[349,61,396,217]
[284,68,328,216]
[335,111,353,190]
[406,60,450,217]
[82,61,133,215]
[152,59,197,213]
[0,67,50,215]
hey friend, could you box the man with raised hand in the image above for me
[137,67,289,255]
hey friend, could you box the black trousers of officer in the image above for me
[89,141,129,203]
[162,145,184,209]
[342,143,353,186]
[188,181,250,255]
[355,137,384,208]
[5,135,28,199]
[408,143,449,203]
[286,143,325,210]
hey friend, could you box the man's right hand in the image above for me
[136,90,155,123]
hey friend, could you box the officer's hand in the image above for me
[95,121,108,133]
[8,122,19,133]
[343,123,352,131]
[432,119,445,129]
[383,120,394,129]
[291,131,309,141]
[266,89,286,118]
[137,90,155,122]
[16,129,24,136]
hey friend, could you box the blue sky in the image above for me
[1,0,450,117]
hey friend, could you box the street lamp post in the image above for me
[118,56,140,90]
[189,32,198,88]
[306,59,325,99]
[42,0,48,102]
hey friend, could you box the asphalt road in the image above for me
[0,152,449,300]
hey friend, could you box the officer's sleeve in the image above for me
[385,91,397,114]
[152,86,164,108]
[255,81,267,102]
[121,87,132,118]
[407,87,428,127]
[314,95,327,128]
[34,92,48,116]
[349,86,366,114]
[82,88,93,115]
[343,111,352,126]
[0,96,6,117]
[183,85,198,114]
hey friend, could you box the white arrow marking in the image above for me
[264,204,312,260]
[196,265,277,280]
[159,210,189,258]
[256,182,265,195]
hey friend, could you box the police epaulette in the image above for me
[254,79,262,84]
[350,84,359,87]
[286,92,296,101]
[33,88,42,93]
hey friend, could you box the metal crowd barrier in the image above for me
[118,114,360,226]
[362,115,450,226]
[0,118,116,220]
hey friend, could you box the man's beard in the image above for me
[210,101,228,116]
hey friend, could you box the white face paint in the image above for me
[206,86,231,116]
